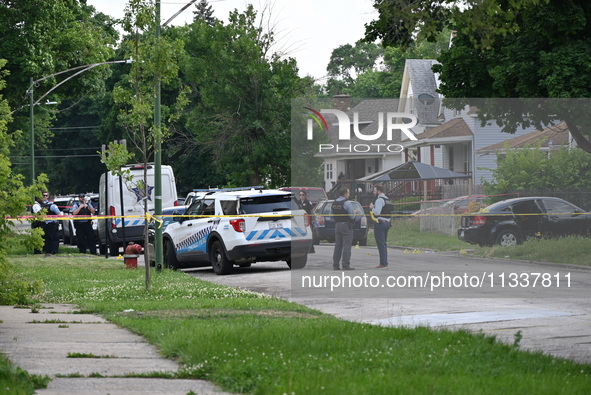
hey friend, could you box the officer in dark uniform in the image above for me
[31,196,44,254]
[39,192,62,255]
[298,190,315,253]
[72,194,97,255]
[331,188,359,271]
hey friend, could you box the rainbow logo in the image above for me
[304,107,328,131]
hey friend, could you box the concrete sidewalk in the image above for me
[0,303,230,394]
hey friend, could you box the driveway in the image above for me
[185,244,591,365]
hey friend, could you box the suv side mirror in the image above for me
[172,210,184,222]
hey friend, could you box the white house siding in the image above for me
[470,117,538,182]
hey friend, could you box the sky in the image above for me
[86,0,377,81]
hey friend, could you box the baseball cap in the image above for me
[78,193,86,198]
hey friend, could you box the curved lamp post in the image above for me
[27,59,133,184]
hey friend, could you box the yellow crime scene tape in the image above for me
[8,211,578,226]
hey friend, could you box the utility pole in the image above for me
[29,78,34,184]
[154,0,163,271]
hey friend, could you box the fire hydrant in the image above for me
[123,243,143,269]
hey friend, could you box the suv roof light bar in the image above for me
[195,186,264,193]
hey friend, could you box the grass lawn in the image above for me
[368,217,591,267]
[3,252,590,394]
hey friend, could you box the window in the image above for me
[239,195,292,214]
[543,200,579,215]
[197,199,215,216]
[220,200,237,215]
[326,163,333,179]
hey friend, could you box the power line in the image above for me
[35,147,102,152]
[49,126,100,131]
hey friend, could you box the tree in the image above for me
[326,29,451,98]
[0,59,46,304]
[364,0,591,154]
[326,40,382,94]
[105,0,187,288]
[193,0,216,26]
[0,0,117,178]
[182,6,311,187]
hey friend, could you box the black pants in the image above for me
[43,222,60,254]
[75,221,96,254]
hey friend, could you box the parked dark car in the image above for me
[458,197,591,247]
[312,200,368,246]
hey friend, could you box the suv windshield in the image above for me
[239,195,293,214]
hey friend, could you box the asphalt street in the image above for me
[184,243,591,365]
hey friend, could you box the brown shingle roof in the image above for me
[417,117,473,140]
[478,122,570,152]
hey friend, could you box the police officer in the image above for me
[298,191,315,253]
[370,184,391,268]
[39,192,62,255]
[31,196,44,254]
[331,188,359,271]
[72,194,97,255]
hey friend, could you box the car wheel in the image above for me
[495,229,520,247]
[287,255,307,269]
[210,240,232,275]
[164,240,180,270]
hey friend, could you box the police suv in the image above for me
[162,187,313,274]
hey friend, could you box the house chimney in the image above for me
[333,94,351,112]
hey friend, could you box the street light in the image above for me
[27,59,133,184]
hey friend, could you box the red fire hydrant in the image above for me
[123,243,143,269]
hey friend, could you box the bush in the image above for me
[484,145,591,198]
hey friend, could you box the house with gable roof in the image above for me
[315,59,572,198]
[398,59,545,185]
[315,95,404,192]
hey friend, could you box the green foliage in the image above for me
[0,60,48,304]
[290,97,329,187]
[329,29,452,98]
[99,141,134,183]
[365,0,549,50]
[183,6,311,187]
[104,0,188,166]
[0,0,117,174]
[368,0,591,153]
[483,146,591,196]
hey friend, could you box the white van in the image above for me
[98,163,178,256]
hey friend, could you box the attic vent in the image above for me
[418,94,435,105]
